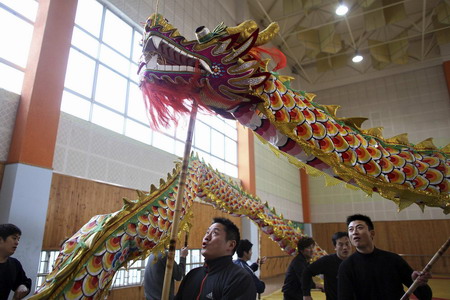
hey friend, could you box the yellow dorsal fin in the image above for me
[321,105,340,118]
[386,133,409,145]
[361,127,384,139]
[441,143,450,154]
[415,138,437,150]
[305,92,316,101]
[337,117,368,130]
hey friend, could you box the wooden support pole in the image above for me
[400,236,450,300]
[161,102,198,300]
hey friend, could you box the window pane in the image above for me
[175,124,188,142]
[91,104,124,134]
[0,62,24,94]
[65,49,96,97]
[194,122,210,152]
[95,65,127,113]
[223,123,237,141]
[153,131,174,153]
[1,0,38,21]
[225,137,237,165]
[225,162,238,178]
[125,119,152,145]
[132,30,142,63]
[71,27,100,58]
[211,129,224,159]
[61,91,91,121]
[103,10,132,56]
[99,44,131,76]
[127,83,148,123]
[196,150,211,165]
[0,9,34,67]
[210,156,225,174]
[75,0,103,38]
[175,140,185,157]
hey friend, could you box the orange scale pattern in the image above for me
[331,135,350,152]
[311,122,327,140]
[403,163,419,181]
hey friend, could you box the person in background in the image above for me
[0,223,32,300]
[175,217,256,299]
[282,236,321,300]
[302,232,351,300]
[144,246,188,300]
[234,239,266,294]
[338,214,432,300]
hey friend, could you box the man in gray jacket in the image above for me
[144,246,188,300]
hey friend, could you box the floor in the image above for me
[261,274,450,300]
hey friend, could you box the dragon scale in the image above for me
[32,157,320,299]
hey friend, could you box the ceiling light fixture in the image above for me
[352,51,363,63]
[335,1,349,16]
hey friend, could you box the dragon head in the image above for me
[139,14,281,126]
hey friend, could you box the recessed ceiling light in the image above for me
[336,2,349,16]
[352,53,363,63]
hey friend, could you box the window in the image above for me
[0,0,38,94]
[61,0,237,177]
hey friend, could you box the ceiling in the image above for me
[247,0,450,90]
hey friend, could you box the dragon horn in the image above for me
[226,20,279,46]
[255,22,279,46]
[226,20,258,39]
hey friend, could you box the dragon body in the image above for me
[139,14,449,213]
[32,157,321,299]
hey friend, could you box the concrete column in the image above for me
[0,0,77,293]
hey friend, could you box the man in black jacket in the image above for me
[175,218,256,300]
[282,236,319,300]
[302,232,351,300]
[338,214,432,300]
[0,224,32,300]
[233,239,266,294]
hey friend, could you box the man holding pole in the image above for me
[175,217,256,299]
[338,214,432,300]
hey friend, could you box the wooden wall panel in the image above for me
[259,232,291,279]
[44,174,243,249]
[43,173,139,249]
[107,286,145,300]
[312,220,450,274]
[187,202,242,248]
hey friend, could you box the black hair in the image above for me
[236,239,253,258]
[297,236,315,251]
[331,232,348,246]
[0,223,22,240]
[346,214,374,230]
[212,217,240,253]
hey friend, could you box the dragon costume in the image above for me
[32,14,449,299]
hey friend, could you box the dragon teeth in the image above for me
[152,36,162,49]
